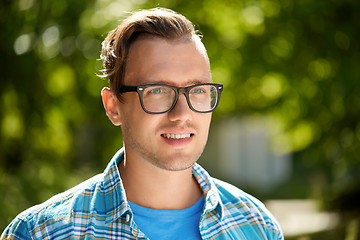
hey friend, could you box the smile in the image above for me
[162,133,192,139]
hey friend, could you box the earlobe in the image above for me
[101,87,122,126]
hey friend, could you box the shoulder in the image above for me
[211,177,284,239]
[212,177,264,206]
[24,173,104,221]
[1,174,104,239]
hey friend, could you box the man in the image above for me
[2,8,284,239]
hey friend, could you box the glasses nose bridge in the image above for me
[171,86,191,110]
[174,86,190,102]
[176,87,188,95]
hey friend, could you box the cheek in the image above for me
[119,95,143,122]
[121,107,158,134]
[203,113,212,127]
[197,114,212,134]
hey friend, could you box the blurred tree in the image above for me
[1,0,359,233]
[0,0,127,228]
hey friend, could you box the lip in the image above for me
[160,130,194,148]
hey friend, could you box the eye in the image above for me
[148,87,168,94]
[191,87,206,94]
[150,88,162,94]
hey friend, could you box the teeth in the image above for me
[163,133,191,139]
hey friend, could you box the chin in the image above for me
[153,152,200,171]
[156,162,195,172]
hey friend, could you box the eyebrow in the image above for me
[144,79,211,86]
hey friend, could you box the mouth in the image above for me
[161,133,193,139]
[161,133,194,147]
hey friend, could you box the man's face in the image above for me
[117,36,212,171]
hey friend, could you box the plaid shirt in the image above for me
[2,148,283,239]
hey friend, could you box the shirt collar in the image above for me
[102,148,224,223]
[192,163,224,220]
[102,147,131,224]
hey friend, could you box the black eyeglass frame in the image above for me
[119,83,223,114]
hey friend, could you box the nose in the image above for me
[167,93,193,122]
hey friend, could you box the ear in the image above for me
[101,87,122,126]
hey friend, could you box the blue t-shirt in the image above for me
[128,196,204,240]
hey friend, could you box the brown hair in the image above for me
[99,8,200,97]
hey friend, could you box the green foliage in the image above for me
[1,0,359,233]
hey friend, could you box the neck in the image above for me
[119,151,203,210]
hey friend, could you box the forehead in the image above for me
[124,36,211,86]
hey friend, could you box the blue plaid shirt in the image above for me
[2,148,284,239]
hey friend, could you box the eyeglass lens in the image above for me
[142,85,218,113]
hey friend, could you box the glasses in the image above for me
[119,83,223,114]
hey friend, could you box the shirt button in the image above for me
[126,214,130,222]
[211,198,217,205]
